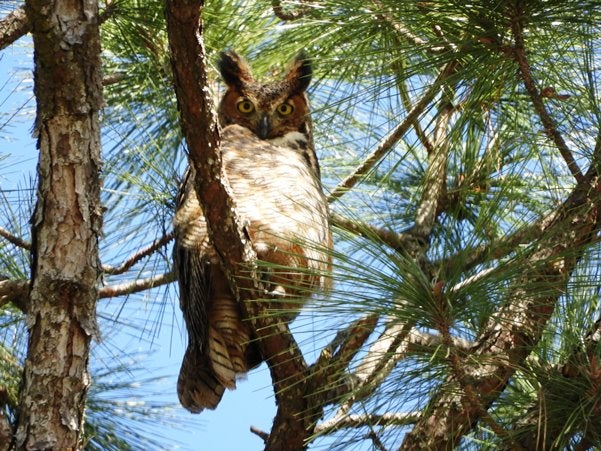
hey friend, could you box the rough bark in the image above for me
[0,7,30,51]
[15,0,103,449]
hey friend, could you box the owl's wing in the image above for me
[174,169,228,412]
[174,167,262,412]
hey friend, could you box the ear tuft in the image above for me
[218,51,254,88]
[286,51,312,94]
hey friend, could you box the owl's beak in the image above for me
[258,114,270,140]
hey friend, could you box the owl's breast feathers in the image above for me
[179,124,331,290]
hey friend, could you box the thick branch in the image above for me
[0,7,30,51]
[411,95,454,239]
[510,4,583,184]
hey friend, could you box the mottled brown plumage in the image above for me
[174,51,332,413]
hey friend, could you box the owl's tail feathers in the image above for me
[177,302,250,413]
[177,346,226,413]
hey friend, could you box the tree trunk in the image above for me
[15,0,103,449]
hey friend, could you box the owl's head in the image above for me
[217,51,312,140]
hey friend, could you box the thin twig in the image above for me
[0,226,31,250]
[316,412,420,435]
[510,4,584,184]
[250,425,270,444]
[328,61,459,203]
[1,271,177,310]
[395,66,435,156]
[435,205,562,276]
[367,431,387,451]
[102,231,174,275]
[331,213,418,252]
[99,271,176,298]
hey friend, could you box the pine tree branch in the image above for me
[411,94,455,239]
[401,165,601,449]
[331,213,418,252]
[369,0,436,52]
[309,314,378,404]
[0,278,28,312]
[0,226,31,251]
[98,271,176,299]
[328,61,459,203]
[1,271,177,309]
[435,204,563,278]
[0,7,30,51]
[102,231,174,275]
[327,75,461,425]
[406,329,473,352]
[315,412,420,435]
[395,67,435,157]
[326,319,415,427]
[513,317,601,449]
[510,3,584,184]
[435,290,518,448]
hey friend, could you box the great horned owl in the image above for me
[174,51,332,413]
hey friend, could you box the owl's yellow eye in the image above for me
[277,102,294,116]
[236,99,255,114]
